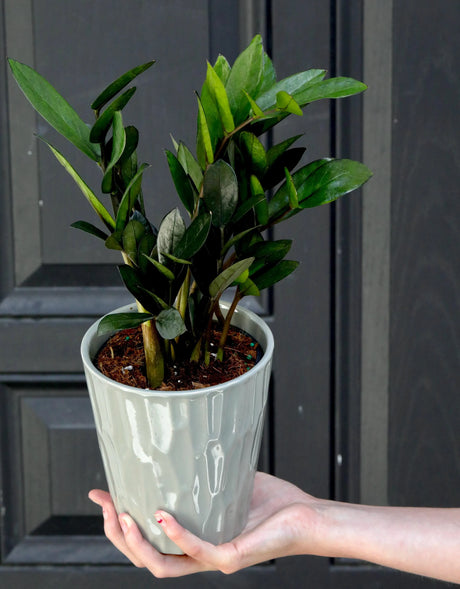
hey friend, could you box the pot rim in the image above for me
[81,300,274,399]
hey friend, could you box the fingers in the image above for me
[88,489,213,576]
[155,511,241,575]
[88,489,145,567]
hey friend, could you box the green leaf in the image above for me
[105,231,123,251]
[102,111,126,193]
[266,135,303,167]
[157,208,186,264]
[70,220,108,241]
[242,90,264,117]
[122,219,145,263]
[203,160,238,227]
[238,277,260,298]
[89,87,136,143]
[225,34,264,124]
[256,52,277,96]
[196,94,214,167]
[294,77,368,106]
[43,140,115,230]
[143,254,175,281]
[276,91,303,116]
[118,125,139,164]
[252,260,299,291]
[263,147,306,190]
[155,308,187,340]
[240,132,267,175]
[213,54,231,85]
[206,62,235,133]
[232,193,265,223]
[250,175,268,225]
[115,162,150,231]
[165,150,196,215]
[284,167,299,208]
[8,59,100,161]
[298,159,373,208]
[118,265,159,312]
[175,212,212,259]
[268,158,331,221]
[221,227,258,258]
[91,60,155,111]
[177,142,203,191]
[161,252,192,266]
[247,239,292,266]
[255,69,326,110]
[209,257,255,299]
[97,312,154,336]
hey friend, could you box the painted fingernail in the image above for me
[155,511,166,525]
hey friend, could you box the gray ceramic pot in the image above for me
[81,301,274,554]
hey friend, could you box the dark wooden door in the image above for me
[1,1,459,588]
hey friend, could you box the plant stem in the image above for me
[137,300,164,389]
[216,289,242,362]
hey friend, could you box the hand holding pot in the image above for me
[89,471,321,576]
[89,471,460,583]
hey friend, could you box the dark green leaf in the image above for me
[97,312,154,336]
[232,193,265,223]
[256,52,277,96]
[89,87,136,143]
[155,308,187,340]
[284,167,299,208]
[143,255,175,281]
[252,260,299,290]
[91,60,155,111]
[122,219,145,263]
[8,59,100,161]
[298,159,373,208]
[157,208,186,264]
[42,139,115,230]
[102,111,126,193]
[249,175,269,225]
[165,150,196,215]
[115,162,150,231]
[177,142,203,191]
[255,69,326,110]
[105,231,123,251]
[240,132,267,175]
[248,239,292,264]
[118,126,139,165]
[263,147,306,190]
[266,135,303,167]
[70,220,108,241]
[209,257,254,299]
[203,160,238,227]
[294,77,368,106]
[225,34,264,124]
[268,158,331,221]
[175,212,212,259]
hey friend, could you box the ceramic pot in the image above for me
[81,301,274,554]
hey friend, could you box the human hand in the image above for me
[88,472,323,577]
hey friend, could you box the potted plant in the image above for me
[8,34,372,554]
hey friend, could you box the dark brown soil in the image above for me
[95,325,260,391]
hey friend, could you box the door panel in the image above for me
[1,1,458,588]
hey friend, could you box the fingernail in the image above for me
[119,514,130,534]
[102,507,107,520]
[155,511,166,525]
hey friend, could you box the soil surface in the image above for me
[95,325,260,391]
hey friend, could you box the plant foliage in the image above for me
[9,35,372,388]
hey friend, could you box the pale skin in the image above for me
[88,472,460,583]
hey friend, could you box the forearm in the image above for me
[310,500,460,583]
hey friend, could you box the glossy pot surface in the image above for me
[81,302,274,554]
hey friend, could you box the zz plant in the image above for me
[9,35,372,389]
